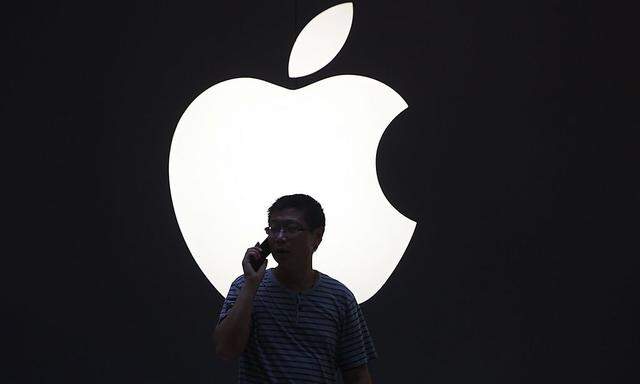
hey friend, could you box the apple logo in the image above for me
[169,2,415,303]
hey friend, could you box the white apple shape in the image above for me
[169,2,416,303]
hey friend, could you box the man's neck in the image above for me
[273,265,317,292]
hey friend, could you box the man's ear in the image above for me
[312,227,324,252]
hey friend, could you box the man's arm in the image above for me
[342,364,372,384]
[213,245,267,361]
[213,280,259,361]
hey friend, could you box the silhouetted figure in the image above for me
[214,194,376,383]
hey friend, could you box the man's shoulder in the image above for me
[229,270,274,290]
[230,274,246,288]
[317,271,357,302]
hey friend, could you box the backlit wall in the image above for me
[6,1,638,383]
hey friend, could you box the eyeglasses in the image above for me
[264,224,308,237]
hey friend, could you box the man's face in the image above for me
[267,207,323,267]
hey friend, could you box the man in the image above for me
[214,194,376,383]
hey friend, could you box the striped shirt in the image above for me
[218,268,377,383]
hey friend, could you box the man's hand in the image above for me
[242,242,268,287]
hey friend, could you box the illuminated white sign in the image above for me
[169,2,415,303]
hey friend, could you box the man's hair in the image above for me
[268,194,325,230]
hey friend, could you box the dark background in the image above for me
[5,0,639,382]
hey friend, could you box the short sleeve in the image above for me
[217,276,244,324]
[336,293,377,371]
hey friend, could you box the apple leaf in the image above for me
[288,2,353,78]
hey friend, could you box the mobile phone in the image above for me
[250,237,271,271]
